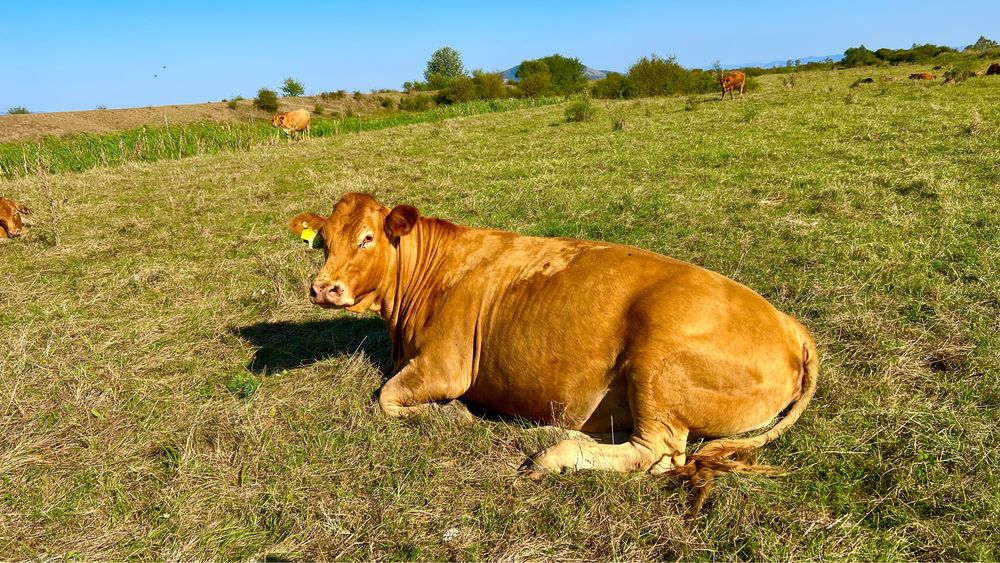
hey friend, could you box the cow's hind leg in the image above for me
[522,369,689,477]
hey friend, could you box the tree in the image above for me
[424,46,466,82]
[966,35,999,52]
[516,60,553,97]
[281,77,305,97]
[841,45,879,68]
[537,54,587,94]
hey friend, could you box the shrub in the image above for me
[96,105,108,110]
[378,96,395,110]
[424,46,466,82]
[353,91,364,101]
[403,81,430,92]
[253,88,279,112]
[281,77,305,97]
[398,94,435,112]
[590,72,636,99]
[472,70,506,100]
[319,90,347,100]
[627,55,696,97]
[843,43,956,67]
[740,104,760,123]
[227,99,239,110]
[425,73,455,90]
[945,57,978,82]
[564,96,596,122]
[313,103,324,115]
[439,75,476,104]
[7,106,29,115]
[684,95,698,111]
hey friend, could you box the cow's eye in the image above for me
[359,233,374,248]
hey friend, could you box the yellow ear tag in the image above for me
[300,227,321,248]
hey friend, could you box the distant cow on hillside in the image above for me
[0,198,32,239]
[721,71,746,100]
[272,109,311,139]
[909,72,936,80]
[987,63,1000,76]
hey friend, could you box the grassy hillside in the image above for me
[1,67,998,560]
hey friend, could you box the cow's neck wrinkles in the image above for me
[379,217,459,334]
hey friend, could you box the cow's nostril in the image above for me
[309,285,318,298]
[332,284,344,296]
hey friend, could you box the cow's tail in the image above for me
[669,321,819,517]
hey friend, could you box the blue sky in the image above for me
[4,0,998,113]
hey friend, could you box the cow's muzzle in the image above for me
[310,279,355,308]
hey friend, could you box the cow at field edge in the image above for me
[0,197,31,239]
[987,63,1000,76]
[909,72,936,80]
[721,71,746,100]
[289,193,819,481]
[272,109,311,138]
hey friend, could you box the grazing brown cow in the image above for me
[289,193,819,482]
[0,198,32,239]
[721,71,746,99]
[973,70,985,77]
[987,63,1000,76]
[271,109,311,138]
[909,72,936,80]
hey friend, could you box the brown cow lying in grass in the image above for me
[721,71,746,100]
[909,72,936,80]
[272,109,311,139]
[987,63,1000,76]
[289,193,819,494]
[0,197,31,239]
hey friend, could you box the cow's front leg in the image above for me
[377,358,470,418]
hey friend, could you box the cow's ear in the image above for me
[385,205,419,238]
[289,212,326,249]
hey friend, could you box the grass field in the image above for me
[0,98,558,180]
[2,66,998,560]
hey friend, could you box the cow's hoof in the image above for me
[441,399,477,425]
[648,452,686,476]
[517,459,547,480]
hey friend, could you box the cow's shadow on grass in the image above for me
[233,316,391,376]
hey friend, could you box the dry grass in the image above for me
[1,65,998,559]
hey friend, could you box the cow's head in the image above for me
[272,114,286,127]
[289,193,419,312]
[0,199,30,238]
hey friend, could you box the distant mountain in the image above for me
[721,54,843,70]
[501,64,615,82]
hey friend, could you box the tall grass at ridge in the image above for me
[0,98,560,180]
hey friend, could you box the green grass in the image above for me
[0,97,560,180]
[1,66,998,559]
